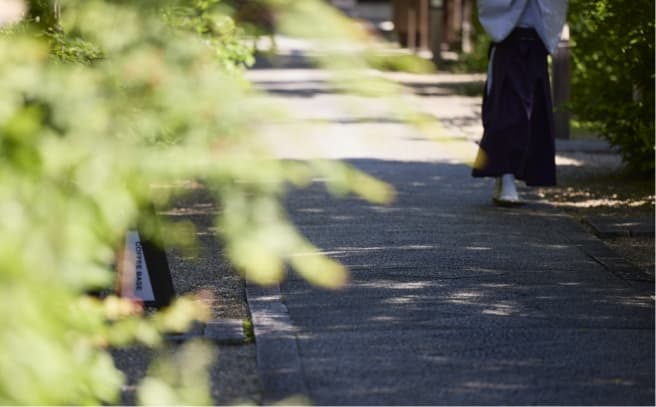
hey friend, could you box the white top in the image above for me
[517,0,541,28]
[477,0,568,54]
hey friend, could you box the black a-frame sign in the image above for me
[117,230,175,308]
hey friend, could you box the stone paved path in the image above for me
[245,43,655,405]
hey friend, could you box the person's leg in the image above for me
[523,78,557,186]
[473,29,542,205]
[473,40,530,201]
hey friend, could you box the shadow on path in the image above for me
[278,158,654,406]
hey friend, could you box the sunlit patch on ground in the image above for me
[555,155,586,167]
[536,193,655,209]
[538,152,654,211]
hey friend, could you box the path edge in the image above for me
[245,281,310,405]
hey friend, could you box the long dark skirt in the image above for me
[471,27,556,186]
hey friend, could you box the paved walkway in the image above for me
[244,43,655,405]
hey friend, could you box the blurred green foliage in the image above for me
[0,0,393,404]
[365,51,436,74]
[568,0,655,174]
[138,340,215,405]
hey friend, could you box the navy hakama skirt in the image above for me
[472,27,557,186]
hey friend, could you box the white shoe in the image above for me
[492,174,525,206]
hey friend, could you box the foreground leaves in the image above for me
[0,0,395,404]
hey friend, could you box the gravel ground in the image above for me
[113,343,259,405]
[112,185,261,406]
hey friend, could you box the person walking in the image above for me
[472,0,568,205]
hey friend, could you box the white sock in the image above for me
[498,173,519,200]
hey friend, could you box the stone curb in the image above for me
[245,281,310,405]
[583,216,655,238]
[575,237,655,285]
[163,319,246,344]
[523,198,653,285]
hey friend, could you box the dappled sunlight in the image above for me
[357,281,435,290]
[613,295,655,309]
[591,378,637,387]
[555,155,586,167]
[370,206,406,213]
[383,295,423,305]
[160,203,218,217]
[370,315,397,322]
[462,381,529,390]
[297,208,325,214]
[252,309,299,339]
[556,151,623,170]
[526,243,568,250]
[465,246,492,251]
[540,152,654,214]
[449,291,479,301]
[248,57,486,166]
[536,193,655,209]
[290,244,442,257]
[331,215,358,221]
[479,283,512,289]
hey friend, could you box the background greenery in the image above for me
[568,0,655,174]
[0,0,393,404]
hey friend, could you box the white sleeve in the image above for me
[477,0,528,43]
[537,0,569,54]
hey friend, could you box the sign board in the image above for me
[121,231,155,302]
[118,230,175,308]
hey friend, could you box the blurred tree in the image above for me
[0,0,393,404]
[26,0,59,29]
[227,0,276,36]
